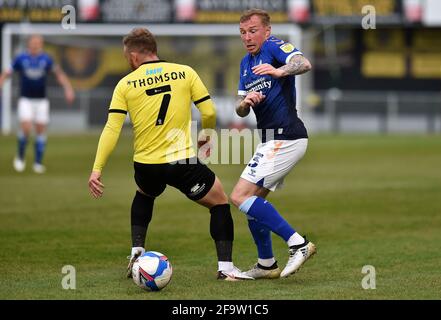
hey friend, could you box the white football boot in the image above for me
[33,163,46,174]
[243,263,281,279]
[280,239,316,278]
[13,157,26,172]
[126,247,145,278]
[217,266,255,281]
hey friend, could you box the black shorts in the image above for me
[134,158,216,201]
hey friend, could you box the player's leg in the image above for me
[196,177,254,281]
[231,139,315,278]
[33,122,47,173]
[125,188,154,278]
[131,189,154,248]
[196,177,233,267]
[126,162,167,278]
[13,98,33,172]
[168,158,253,280]
[33,99,50,173]
[230,179,282,278]
[232,181,313,279]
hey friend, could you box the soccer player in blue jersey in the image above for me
[230,9,316,279]
[0,34,75,173]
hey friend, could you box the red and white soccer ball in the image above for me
[132,251,173,291]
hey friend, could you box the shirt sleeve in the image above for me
[92,80,128,172]
[237,60,246,96]
[109,79,128,113]
[267,38,303,65]
[46,55,54,72]
[11,56,21,72]
[92,112,126,173]
[190,68,216,130]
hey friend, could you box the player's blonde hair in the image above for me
[239,8,271,26]
[123,28,157,54]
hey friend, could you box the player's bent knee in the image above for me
[208,178,228,204]
[206,188,228,206]
[136,188,155,198]
[195,183,228,208]
[230,191,246,208]
[216,190,228,204]
[35,124,47,135]
[21,122,32,135]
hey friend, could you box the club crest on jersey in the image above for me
[269,37,285,45]
[280,43,295,53]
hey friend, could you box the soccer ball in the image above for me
[132,251,172,291]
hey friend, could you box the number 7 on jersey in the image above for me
[146,85,171,126]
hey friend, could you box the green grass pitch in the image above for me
[1,133,440,299]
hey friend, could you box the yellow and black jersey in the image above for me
[92,60,216,172]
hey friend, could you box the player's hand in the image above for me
[88,171,104,198]
[197,130,213,160]
[198,137,211,159]
[243,91,265,108]
[65,88,75,105]
[252,63,285,78]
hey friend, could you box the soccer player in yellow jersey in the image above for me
[88,28,253,281]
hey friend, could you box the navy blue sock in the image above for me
[35,135,46,164]
[247,217,274,259]
[17,134,28,160]
[240,196,295,242]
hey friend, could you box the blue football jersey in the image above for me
[238,36,308,142]
[12,52,54,98]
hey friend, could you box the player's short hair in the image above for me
[123,28,157,54]
[27,34,43,44]
[239,8,271,26]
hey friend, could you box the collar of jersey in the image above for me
[139,60,166,66]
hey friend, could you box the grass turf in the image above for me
[0,133,440,299]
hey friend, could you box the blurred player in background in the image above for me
[230,9,316,279]
[0,34,75,173]
[88,28,253,281]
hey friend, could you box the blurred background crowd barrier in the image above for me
[1,0,440,134]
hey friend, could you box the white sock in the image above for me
[218,261,233,272]
[131,247,145,256]
[258,257,276,267]
[287,232,305,247]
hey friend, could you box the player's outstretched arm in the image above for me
[0,70,12,88]
[196,98,216,159]
[198,99,216,130]
[53,66,75,104]
[252,55,312,78]
[236,92,265,117]
[89,112,125,198]
[191,68,217,154]
[235,95,250,117]
[88,171,104,198]
[278,54,312,76]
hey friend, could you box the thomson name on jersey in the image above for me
[127,71,186,88]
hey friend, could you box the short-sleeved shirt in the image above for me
[238,36,308,142]
[12,52,54,98]
[109,60,211,164]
